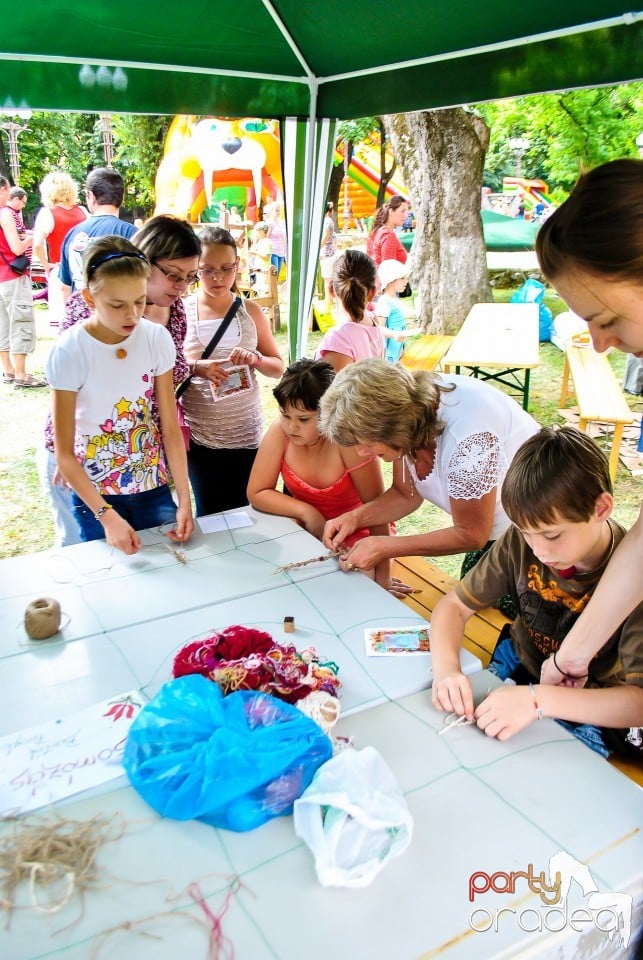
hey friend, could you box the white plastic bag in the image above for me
[293,746,413,888]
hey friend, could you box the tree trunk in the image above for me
[326,158,344,226]
[375,118,396,208]
[384,109,491,333]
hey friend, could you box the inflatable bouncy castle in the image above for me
[154,116,284,223]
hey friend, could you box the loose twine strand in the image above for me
[0,813,246,958]
[0,813,123,924]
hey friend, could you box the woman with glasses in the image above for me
[40,215,200,547]
[180,225,284,517]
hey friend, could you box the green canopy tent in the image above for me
[3,2,642,356]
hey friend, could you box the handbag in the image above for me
[0,251,30,276]
[175,296,243,447]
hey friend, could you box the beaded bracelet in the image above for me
[528,683,543,720]
[552,649,589,681]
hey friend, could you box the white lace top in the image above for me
[409,374,538,539]
[180,295,263,449]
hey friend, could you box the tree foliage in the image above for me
[327,117,378,220]
[111,114,172,214]
[476,83,643,199]
[0,111,171,221]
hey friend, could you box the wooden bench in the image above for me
[401,334,455,372]
[392,555,643,786]
[392,556,508,666]
[559,343,633,481]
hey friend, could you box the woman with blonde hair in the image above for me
[33,171,87,325]
[319,358,537,581]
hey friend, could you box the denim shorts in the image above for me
[71,485,177,542]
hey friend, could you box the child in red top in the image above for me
[247,358,391,588]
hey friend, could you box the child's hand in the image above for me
[387,576,415,598]
[167,504,194,543]
[474,686,537,740]
[228,346,259,368]
[432,670,474,720]
[102,510,141,555]
[199,359,232,387]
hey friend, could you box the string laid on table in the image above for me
[273,551,340,575]
[187,879,241,960]
[141,543,188,565]
[438,713,475,736]
[90,874,248,960]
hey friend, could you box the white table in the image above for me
[443,302,540,409]
[0,510,480,732]
[1,673,641,960]
[1,513,641,959]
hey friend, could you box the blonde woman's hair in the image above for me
[83,235,150,292]
[39,171,80,207]
[319,358,449,453]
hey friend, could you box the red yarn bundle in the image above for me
[172,625,340,705]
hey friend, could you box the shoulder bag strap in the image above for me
[176,296,242,399]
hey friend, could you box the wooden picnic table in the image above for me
[443,302,540,409]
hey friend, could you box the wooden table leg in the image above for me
[560,354,571,406]
[609,424,625,482]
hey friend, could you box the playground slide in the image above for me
[503,177,554,212]
[336,141,407,222]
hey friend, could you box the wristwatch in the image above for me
[94,504,114,520]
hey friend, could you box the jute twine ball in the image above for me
[24,597,61,640]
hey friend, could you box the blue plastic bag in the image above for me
[510,278,553,342]
[123,675,333,832]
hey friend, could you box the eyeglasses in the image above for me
[198,264,238,279]
[153,262,200,286]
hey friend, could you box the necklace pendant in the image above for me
[116,348,127,360]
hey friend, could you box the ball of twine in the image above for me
[297,690,340,734]
[24,597,61,640]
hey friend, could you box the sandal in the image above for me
[2,372,15,383]
[14,375,48,388]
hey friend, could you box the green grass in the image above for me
[1,296,641,573]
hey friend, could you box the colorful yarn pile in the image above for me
[172,625,341,706]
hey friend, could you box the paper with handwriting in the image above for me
[0,691,143,816]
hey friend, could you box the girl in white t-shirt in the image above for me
[46,235,194,555]
[315,249,385,373]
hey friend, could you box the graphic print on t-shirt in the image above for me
[83,391,166,495]
[519,565,591,658]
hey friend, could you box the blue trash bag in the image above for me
[510,278,553,342]
[123,675,333,832]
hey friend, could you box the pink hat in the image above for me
[378,259,408,289]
